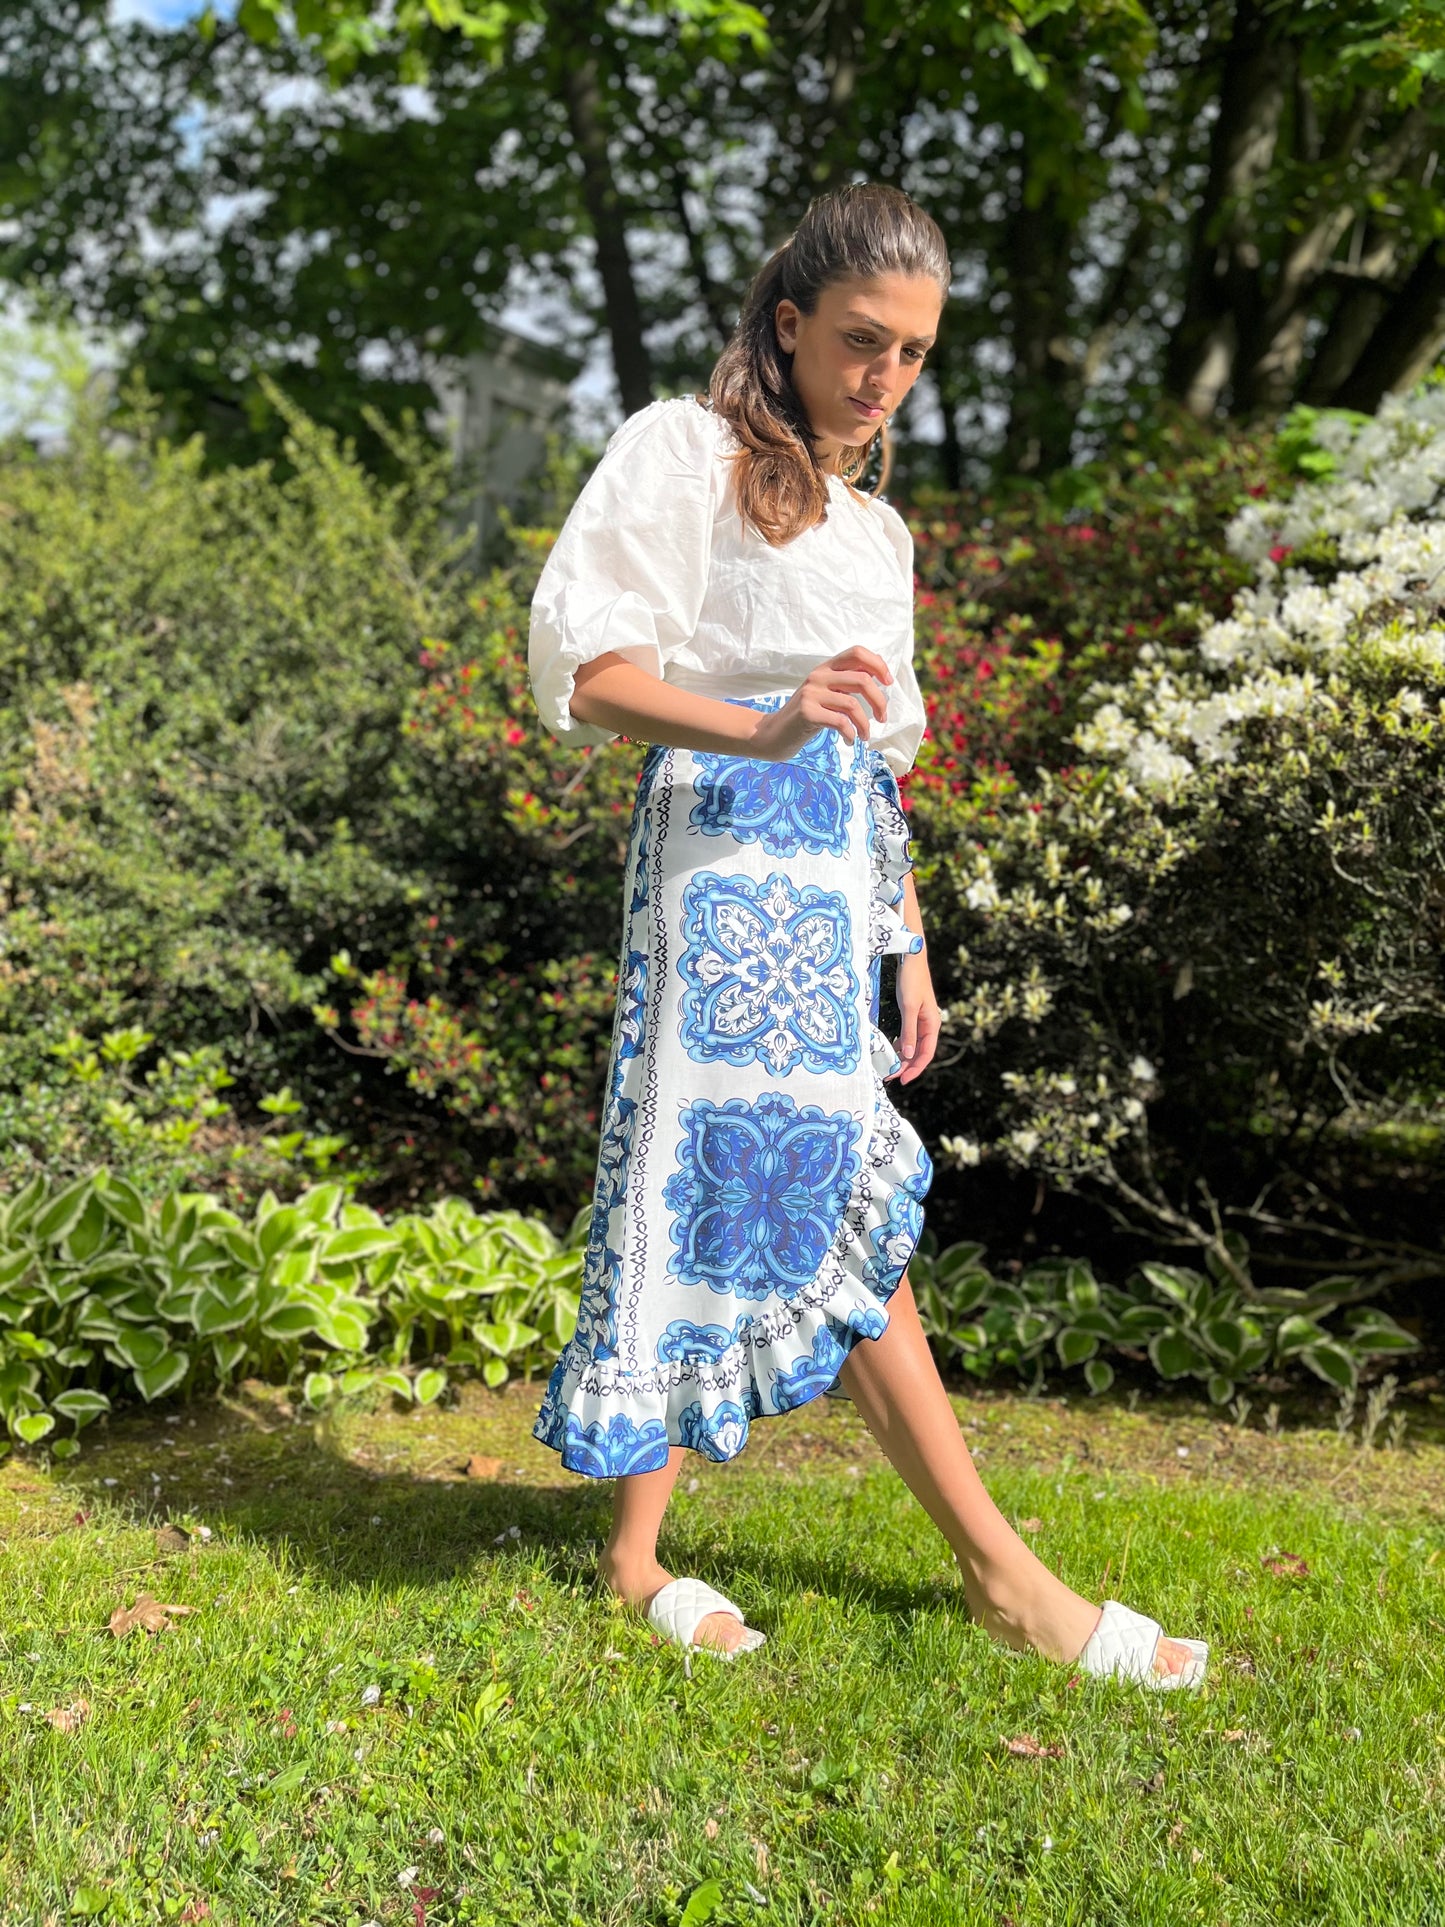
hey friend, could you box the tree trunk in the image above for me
[557,31,654,414]
[670,167,732,352]
[999,189,1083,479]
[1298,215,1399,404]
[1162,0,1292,418]
[934,352,965,493]
[1233,98,1431,415]
[1332,241,1445,411]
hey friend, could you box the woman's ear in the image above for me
[773,298,799,353]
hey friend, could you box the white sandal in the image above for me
[1076,1599,1208,1690]
[644,1577,767,1660]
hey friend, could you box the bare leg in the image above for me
[839,1273,1196,1677]
[596,1447,746,1654]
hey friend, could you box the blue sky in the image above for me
[112,0,230,24]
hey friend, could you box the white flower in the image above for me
[398,1868,420,1889]
[360,1684,381,1707]
[1126,733,1194,791]
[941,1134,982,1167]
[1122,1096,1145,1121]
[1129,1056,1156,1083]
[965,874,1001,912]
[1009,1129,1040,1159]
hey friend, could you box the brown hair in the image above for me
[703,182,950,547]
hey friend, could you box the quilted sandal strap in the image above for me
[1078,1600,1208,1690]
[645,1577,765,1655]
[1076,1599,1165,1684]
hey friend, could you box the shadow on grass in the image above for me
[44,1385,941,1633]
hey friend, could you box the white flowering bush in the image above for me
[920,384,1445,1313]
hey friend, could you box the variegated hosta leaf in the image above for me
[1083,1357,1114,1394]
[33,1178,96,1247]
[1300,1342,1357,1390]
[133,1351,189,1402]
[1148,1330,1210,1380]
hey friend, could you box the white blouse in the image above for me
[527,394,926,779]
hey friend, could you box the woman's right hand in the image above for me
[746,646,894,762]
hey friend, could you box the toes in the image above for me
[692,1610,744,1654]
[1152,1635,1193,1677]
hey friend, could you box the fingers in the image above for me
[804,670,891,742]
[893,998,940,1083]
[829,645,894,687]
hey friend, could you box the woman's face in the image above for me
[774,272,942,472]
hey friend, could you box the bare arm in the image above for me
[569,646,896,764]
[893,866,939,1085]
[900,868,926,953]
[569,652,767,754]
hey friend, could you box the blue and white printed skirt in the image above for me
[533,692,934,1479]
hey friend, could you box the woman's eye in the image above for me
[849,332,926,362]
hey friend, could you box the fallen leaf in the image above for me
[465,1454,503,1480]
[178,1905,211,1925]
[1002,1733,1064,1759]
[1261,1551,1310,1579]
[704,1818,719,1840]
[1167,1820,1185,1847]
[108,1595,198,1638]
[1019,1517,1044,1533]
[155,1523,191,1556]
[1221,1728,1247,1742]
[45,1698,91,1734]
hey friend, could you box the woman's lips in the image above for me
[848,397,884,419]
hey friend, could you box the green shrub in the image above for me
[916,389,1445,1312]
[910,1239,1419,1404]
[0,381,639,1212]
[0,1169,585,1452]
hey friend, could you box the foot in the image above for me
[968,1568,1198,1682]
[597,1545,746,1656]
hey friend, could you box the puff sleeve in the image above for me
[528,397,721,748]
[865,497,927,781]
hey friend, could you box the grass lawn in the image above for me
[1,1373,1443,1927]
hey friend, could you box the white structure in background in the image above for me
[427,320,582,563]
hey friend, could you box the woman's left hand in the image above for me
[889,947,940,1085]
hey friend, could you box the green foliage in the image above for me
[913,401,1445,1305]
[0,1158,1421,1456]
[0,381,645,1211]
[905,415,1283,798]
[0,1170,585,1451]
[911,1240,1420,1405]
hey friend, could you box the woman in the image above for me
[527,182,1206,1689]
